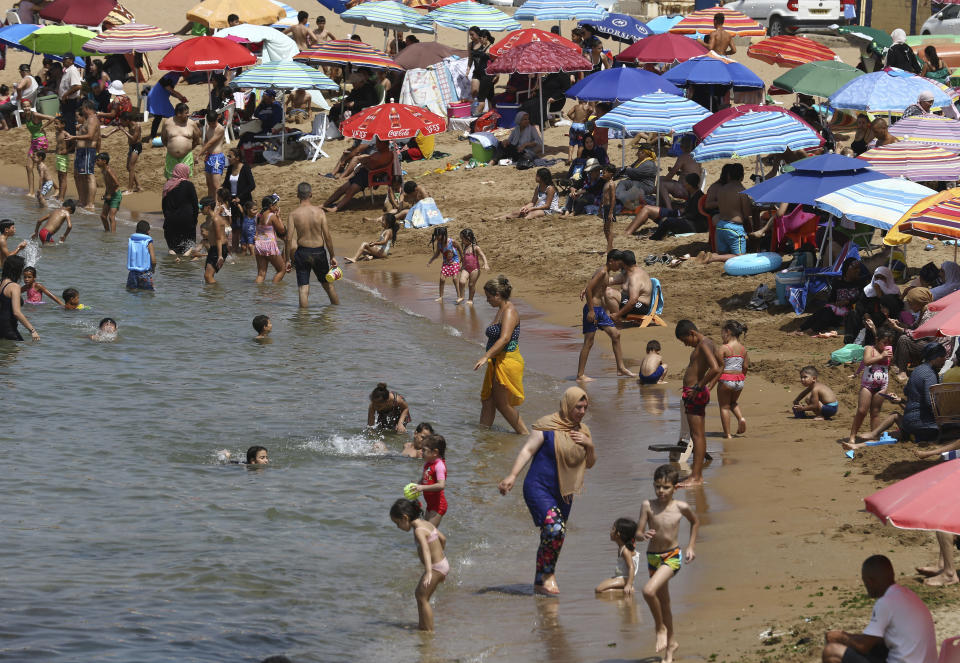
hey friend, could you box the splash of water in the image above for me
[21,240,41,267]
[301,432,388,457]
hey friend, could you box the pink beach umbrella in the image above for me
[864,459,960,535]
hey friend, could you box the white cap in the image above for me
[919,90,935,102]
[107,80,126,96]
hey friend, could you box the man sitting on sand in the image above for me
[697,163,751,265]
[822,555,937,663]
[323,139,394,213]
[604,249,653,323]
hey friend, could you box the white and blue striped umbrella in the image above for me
[828,67,956,113]
[595,92,709,134]
[427,2,520,32]
[231,61,339,90]
[692,110,822,161]
[646,15,683,34]
[515,0,606,23]
[342,1,434,34]
[268,0,297,28]
[814,179,937,230]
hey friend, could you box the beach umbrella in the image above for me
[864,460,960,535]
[426,2,520,32]
[565,66,681,102]
[318,0,349,13]
[646,15,683,34]
[615,32,708,64]
[834,24,891,57]
[930,285,960,312]
[295,39,402,70]
[39,0,117,26]
[887,198,960,244]
[691,105,822,162]
[669,7,765,37]
[579,13,650,44]
[884,188,960,246]
[268,0,298,28]
[888,114,960,150]
[215,24,298,63]
[744,154,889,205]
[0,24,40,52]
[829,67,956,113]
[340,102,446,141]
[19,25,96,57]
[814,179,937,231]
[662,53,764,89]
[342,1,435,34]
[489,28,580,58]
[747,35,837,68]
[860,143,960,182]
[771,60,863,98]
[84,23,181,54]
[186,0,284,29]
[158,36,257,72]
[514,0,607,23]
[910,305,960,338]
[393,41,467,68]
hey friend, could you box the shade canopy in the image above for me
[231,61,339,90]
[295,39,402,70]
[865,460,960,535]
[829,67,956,113]
[426,2,520,31]
[393,41,467,68]
[834,24,891,57]
[744,154,889,205]
[747,35,837,68]
[158,36,257,72]
[771,59,863,98]
[814,179,937,231]
[615,32,708,63]
[39,0,117,26]
[83,23,181,54]
[669,7,765,36]
[489,28,580,58]
[566,66,681,102]
[214,24,299,63]
[340,102,446,140]
[860,143,960,182]
[485,41,592,75]
[595,92,709,134]
[514,0,606,22]
[888,197,960,244]
[186,0,284,28]
[0,24,40,52]
[19,25,96,56]
[579,13,650,43]
[691,106,822,161]
[342,0,435,33]
[888,114,960,150]
[884,188,960,246]
[930,286,960,312]
[646,15,683,33]
[662,53,764,88]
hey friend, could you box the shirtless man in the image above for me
[605,249,653,323]
[286,88,312,121]
[64,100,101,210]
[313,15,336,42]
[577,249,634,381]
[288,182,339,307]
[659,135,702,209]
[698,163,751,264]
[323,138,394,212]
[675,319,721,487]
[161,102,201,180]
[201,196,228,284]
[704,13,735,55]
[199,109,226,199]
[0,219,27,265]
[32,201,76,244]
[285,11,317,52]
[96,152,121,232]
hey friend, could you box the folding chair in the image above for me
[931,384,960,428]
[298,113,329,162]
[626,277,666,327]
[787,241,860,315]
[5,9,20,24]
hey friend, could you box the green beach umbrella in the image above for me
[772,60,864,98]
[20,25,96,56]
[834,24,892,56]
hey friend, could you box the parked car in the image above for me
[723,0,841,36]
[921,5,960,35]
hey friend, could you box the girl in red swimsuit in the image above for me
[415,435,447,526]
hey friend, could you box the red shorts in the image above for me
[424,491,447,516]
[38,228,54,243]
[682,385,710,417]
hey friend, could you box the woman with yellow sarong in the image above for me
[473,275,528,434]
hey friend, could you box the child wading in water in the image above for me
[413,434,447,525]
[22,266,63,305]
[427,226,463,303]
[390,498,448,632]
[792,365,839,420]
[638,465,699,663]
[457,228,489,305]
[595,517,640,595]
[368,382,411,433]
[716,320,748,438]
[403,422,433,458]
[848,322,895,446]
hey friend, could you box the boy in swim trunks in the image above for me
[577,249,633,382]
[200,196,228,284]
[34,151,55,208]
[252,315,272,340]
[52,116,70,203]
[637,464,698,663]
[675,319,720,487]
[639,340,668,385]
[32,200,75,244]
[565,98,591,164]
[96,152,121,232]
[792,365,839,420]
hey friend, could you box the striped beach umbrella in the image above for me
[514,0,606,23]
[83,23,181,54]
[890,198,960,243]
[814,179,937,231]
[771,60,863,98]
[426,2,520,32]
[489,28,580,57]
[342,1,435,33]
[884,188,960,245]
[860,143,960,182]
[888,114,960,150]
[692,106,822,161]
[669,7,765,37]
[295,40,402,70]
[747,35,837,68]
[829,67,956,113]
[231,61,339,90]
[595,92,709,134]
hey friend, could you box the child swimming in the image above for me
[62,287,84,310]
[716,320,748,438]
[253,314,272,340]
[427,227,464,304]
[792,365,839,420]
[21,266,63,306]
[367,382,411,433]
[414,434,447,526]
[219,445,270,464]
[595,517,640,595]
[389,498,448,632]
[402,422,433,459]
[89,317,117,341]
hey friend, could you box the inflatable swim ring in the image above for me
[724,252,783,276]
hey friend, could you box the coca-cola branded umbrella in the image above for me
[340,102,447,141]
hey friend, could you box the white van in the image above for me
[723,0,841,36]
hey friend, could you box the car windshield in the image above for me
[942,4,960,19]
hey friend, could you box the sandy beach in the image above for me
[2,0,959,659]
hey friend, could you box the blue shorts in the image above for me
[75,147,96,175]
[820,402,839,419]
[715,219,747,255]
[241,220,256,245]
[639,365,665,384]
[582,304,614,334]
[126,269,154,290]
[569,122,587,147]
[205,152,227,175]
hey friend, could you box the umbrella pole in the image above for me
[621,136,625,168]
[539,78,545,154]
[655,133,660,202]
[281,90,286,161]
[206,71,212,110]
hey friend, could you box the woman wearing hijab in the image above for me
[890,287,953,382]
[797,257,867,336]
[161,163,199,255]
[498,387,596,595]
[885,29,922,74]
[845,265,900,344]
[500,111,543,163]
[932,261,960,301]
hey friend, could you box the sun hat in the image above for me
[107,80,126,96]
[584,157,601,172]
[919,90,935,103]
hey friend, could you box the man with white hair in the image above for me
[903,90,935,119]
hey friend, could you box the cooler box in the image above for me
[448,102,472,118]
[495,103,520,129]
[471,141,494,163]
[775,269,804,306]
[36,94,59,117]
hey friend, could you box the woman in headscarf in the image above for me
[498,387,596,595]
[161,163,199,256]
[797,257,867,336]
[890,287,953,382]
[845,265,899,344]
[885,29,921,74]
[932,261,960,300]
[500,111,543,163]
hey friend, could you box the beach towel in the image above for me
[406,197,446,229]
[469,131,498,150]
[481,348,524,406]
[400,69,445,118]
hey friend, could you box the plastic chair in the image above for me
[5,9,20,24]
[298,113,329,162]
[771,205,818,252]
[931,385,960,428]
[626,277,666,328]
[939,636,960,663]
[699,195,717,252]
[365,157,398,202]
[221,102,236,145]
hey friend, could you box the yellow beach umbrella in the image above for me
[884,187,960,246]
[186,0,284,29]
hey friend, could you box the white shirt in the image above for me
[862,584,937,663]
[58,65,82,100]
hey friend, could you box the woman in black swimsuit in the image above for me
[368,382,412,433]
[0,256,39,341]
[850,113,874,156]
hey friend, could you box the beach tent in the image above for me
[215,24,299,63]
[186,0,284,29]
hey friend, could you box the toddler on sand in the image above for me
[638,340,667,384]
[595,517,640,595]
[792,365,839,419]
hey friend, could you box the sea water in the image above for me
[0,194,707,662]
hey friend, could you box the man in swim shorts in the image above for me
[33,201,75,244]
[199,108,226,199]
[161,102,200,179]
[698,163,752,265]
[64,100,101,210]
[606,249,653,323]
[200,196,228,284]
[288,182,339,306]
[577,249,633,381]
[676,319,720,487]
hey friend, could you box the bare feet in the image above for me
[343,257,355,264]
[536,575,560,595]
[737,418,747,435]
[466,300,473,305]
[664,640,679,663]
[695,250,713,264]
[456,297,464,304]
[924,572,958,587]
[434,297,443,302]
[678,475,704,488]
[916,565,942,577]
[577,375,595,383]
[655,626,669,653]
[617,368,636,377]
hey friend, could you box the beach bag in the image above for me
[472,109,499,133]
[407,197,445,229]
[830,343,865,365]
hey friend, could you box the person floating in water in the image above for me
[89,317,117,341]
[253,315,272,340]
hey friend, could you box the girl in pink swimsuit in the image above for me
[457,228,490,305]
[716,320,749,439]
[390,498,449,632]
[849,323,895,446]
[254,195,286,284]
[21,267,63,306]
[427,226,463,304]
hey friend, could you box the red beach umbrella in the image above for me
[488,27,580,58]
[615,32,709,64]
[40,0,117,26]
[747,35,837,68]
[340,103,446,141]
[485,40,592,75]
[864,460,960,535]
[158,36,257,72]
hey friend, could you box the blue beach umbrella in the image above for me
[828,66,956,113]
[565,67,681,102]
[579,13,650,44]
[744,154,889,205]
[515,0,607,23]
[692,107,822,162]
[317,0,349,14]
[342,1,434,33]
[426,2,520,32]
[0,23,40,52]
[814,179,937,231]
[646,15,683,34]
[662,54,764,89]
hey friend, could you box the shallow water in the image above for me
[1,195,715,662]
